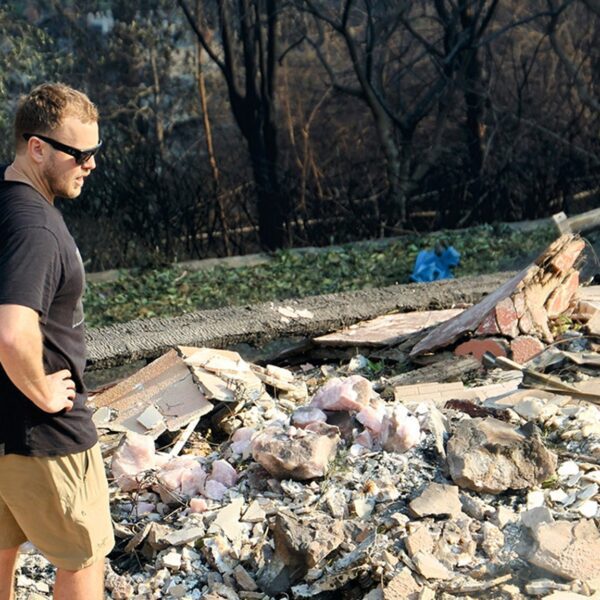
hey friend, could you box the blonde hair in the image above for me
[15,83,99,148]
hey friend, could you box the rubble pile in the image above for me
[12,233,600,600]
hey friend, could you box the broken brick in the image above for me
[510,336,546,364]
[523,282,554,342]
[475,312,501,336]
[548,237,586,274]
[455,338,508,362]
[494,297,519,338]
[546,271,579,318]
[513,292,535,335]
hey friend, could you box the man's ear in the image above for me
[28,137,45,165]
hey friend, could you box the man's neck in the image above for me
[4,162,54,204]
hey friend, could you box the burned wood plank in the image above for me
[553,207,600,234]
[314,308,465,347]
[386,355,482,388]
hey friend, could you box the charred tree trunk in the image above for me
[459,4,492,222]
[375,112,406,232]
[245,126,287,250]
[178,0,287,251]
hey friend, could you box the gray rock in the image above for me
[524,579,571,596]
[241,500,266,523]
[404,526,435,558]
[481,522,505,558]
[256,552,293,596]
[105,571,135,600]
[203,535,239,575]
[164,525,205,547]
[208,497,246,544]
[460,493,494,520]
[233,565,258,592]
[363,587,384,600]
[446,418,557,493]
[270,511,346,577]
[521,506,554,530]
[493,506,518,529]
[435,519,477,567]
[206,582,240,600]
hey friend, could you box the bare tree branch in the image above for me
[546,0,600,112]
[177,0,226,72]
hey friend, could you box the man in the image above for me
[0,83,113,600]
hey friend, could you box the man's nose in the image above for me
[82,155,96,170]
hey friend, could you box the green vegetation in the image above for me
[83,225,557,328]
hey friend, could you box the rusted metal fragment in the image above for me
[92,349,213,438]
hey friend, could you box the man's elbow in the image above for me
[0,330,20,358]
[0,322,36,355]
[0,306,41,355]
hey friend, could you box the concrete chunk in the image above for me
[528,519,600,581]
[409,483,462,519]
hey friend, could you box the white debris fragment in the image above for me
[230,427,256,455]
[549,489,569,504]
[160,550,182,571]
[526,490,546,510]
[558,460,580,478]
[577,500,598,518]
[276,305,314,319]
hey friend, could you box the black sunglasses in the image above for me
[23,133,102,165]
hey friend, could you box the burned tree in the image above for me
[546,0,600,115]
[298,1,518,232]
[178,0,288,251]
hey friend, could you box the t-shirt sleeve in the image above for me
[0,226,62,323]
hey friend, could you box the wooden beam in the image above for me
[552,207,600,235]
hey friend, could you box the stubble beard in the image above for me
[43,157,81,200]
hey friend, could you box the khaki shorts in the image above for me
[0,443,114,570]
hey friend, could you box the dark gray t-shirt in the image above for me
[0,168,97,456]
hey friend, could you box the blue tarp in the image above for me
[410,245,460,283]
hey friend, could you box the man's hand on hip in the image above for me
[0,304,76,413]
[44,369,75,413]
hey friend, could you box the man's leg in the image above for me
[54,557,104,600]
[0,546,19,600]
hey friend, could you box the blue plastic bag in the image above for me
[410,245,460,283]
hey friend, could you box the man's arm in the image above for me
[0,304,74,413]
